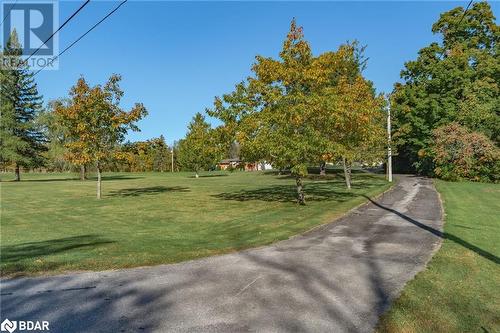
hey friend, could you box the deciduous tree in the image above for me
[209,20,328,204]
[55,75,147,198]
[432,122,499,182]
[37,101,74,173]
[310,43,385,189]
[392,2,499,174]
[320,75,385,189]
[118,136,171,172]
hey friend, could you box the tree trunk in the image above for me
[319,161,326,176]
[14,164,20,181]
[342,157,351,190]
[296,175,306,205]
[80,165,87,181]
[96,163,102,199]
[195,172,199,178]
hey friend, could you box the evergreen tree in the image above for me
[0,31,46,180]
[177,113,221,177]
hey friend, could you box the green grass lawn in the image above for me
[0,170,389,277]
[377,180,500,333]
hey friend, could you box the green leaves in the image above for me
[177,113,222,173]
[208,20,385,202]
[392,1,499,175]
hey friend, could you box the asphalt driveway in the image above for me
[0,175,443,333]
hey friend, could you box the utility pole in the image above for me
[171,147,174,172]
[387,98,393,182]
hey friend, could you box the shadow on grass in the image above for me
[263,169,343,177]
[277,174,340,181]
[14,175,144,182]
[213,180,382,203]
[187,174,228,178]
[108,186,190,197]
[6,177,80,182]
[0,235,115,275]
[91,175,145,181]
[265,169,374,180]
[364,196,500,265]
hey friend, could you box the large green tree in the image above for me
[55,75,147,198]
[392,1,499,174]
[209,20,327,204]
[209,21,386,201]
[0,31,46,180]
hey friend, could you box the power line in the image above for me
[33,0,128,76]
[0,0,19,27]
[26,0,91,62]
[441,0,474,58]
[457,0,474,27]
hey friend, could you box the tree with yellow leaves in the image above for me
[55,74,147,199]
[319,74,385,189]
[304,41,385,189]
[209,20,386,202]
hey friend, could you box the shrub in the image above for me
[432,123,500,182]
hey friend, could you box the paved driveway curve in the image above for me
[0,175,443,333]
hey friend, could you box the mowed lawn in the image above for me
[1,170,389,276]
[378,180,500,333]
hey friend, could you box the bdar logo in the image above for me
[0,319,17,333]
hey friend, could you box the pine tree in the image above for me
[177,113,221,177]
[0,31,45,181]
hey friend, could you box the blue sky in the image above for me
[34,1,499,145]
